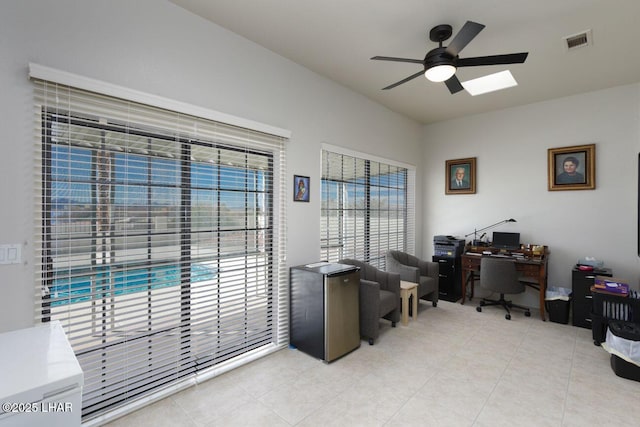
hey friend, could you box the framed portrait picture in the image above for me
[445,157,476,195]
[547,144,595,191]
[293,175,310,202]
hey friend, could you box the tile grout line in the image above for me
[469,312,535,426]
[560,327,580,427]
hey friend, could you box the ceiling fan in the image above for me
[371,21,528,94]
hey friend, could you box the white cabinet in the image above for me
[0,321,83,427]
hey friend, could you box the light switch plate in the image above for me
[0,244,22,265]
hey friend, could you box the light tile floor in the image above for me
[105,299,639,426]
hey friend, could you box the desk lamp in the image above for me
[465,218,516,246]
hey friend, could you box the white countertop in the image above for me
[0,321,83,404]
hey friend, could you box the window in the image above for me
[32,69,288,422]
[320,148,415,269]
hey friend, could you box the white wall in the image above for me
[423,84,640,308]
[0,0,423,332]
[6,1,635,330]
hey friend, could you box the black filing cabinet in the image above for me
[572,267,612,329]
[433,256,462,302]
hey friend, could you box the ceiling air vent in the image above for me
[563,29,592,51]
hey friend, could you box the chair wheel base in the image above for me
[432,301,437,307]
[476,306,482,312]
[368,338,374,345]
[505,313,511,320]
[524,310,531,317]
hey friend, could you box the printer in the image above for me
[433,235,466,258]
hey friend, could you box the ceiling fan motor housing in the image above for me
[424,47,456,70]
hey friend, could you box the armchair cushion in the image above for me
[360,279,396,320]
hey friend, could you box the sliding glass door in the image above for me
[34,80,287,421]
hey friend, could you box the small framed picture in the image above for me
[548,144,595,191]
[445,157,476,194]
[293,175,310,202]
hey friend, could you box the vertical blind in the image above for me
[32,73,288,421]
[320,149,415,269]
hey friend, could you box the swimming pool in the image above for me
[48,263,218,306]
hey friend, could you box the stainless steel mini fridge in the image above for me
[290,262,360,362]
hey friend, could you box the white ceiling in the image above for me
[170,0,640,125]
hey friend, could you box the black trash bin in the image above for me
[592,290,640,345]
[607,321,640,382]
[545,286,572,324]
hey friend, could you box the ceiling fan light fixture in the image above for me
[462,70,518,96]
[424,64,456,82]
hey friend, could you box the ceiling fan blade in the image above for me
[445,21,485,56]
[444,74,464,94]
[371,56,423,64]
[457,52,529,67]
[382,70,425,90]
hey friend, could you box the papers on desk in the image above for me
[464,252,529,261]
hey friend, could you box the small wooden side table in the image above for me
[400,280,419,326]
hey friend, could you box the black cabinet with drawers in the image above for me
[433,256,462,302]
[572,267,612,329]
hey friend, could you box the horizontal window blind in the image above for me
[320,149,414,269]
[32,74,288,422]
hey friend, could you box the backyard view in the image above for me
[42,111,276,416]
[320,150,410,268]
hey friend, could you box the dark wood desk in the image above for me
[460,248,549,321]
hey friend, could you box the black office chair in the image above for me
[476,257,531,320]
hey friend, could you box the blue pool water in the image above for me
[49,263,217,306]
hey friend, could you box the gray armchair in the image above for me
[385,250,439,308]
[339,259,400,345]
